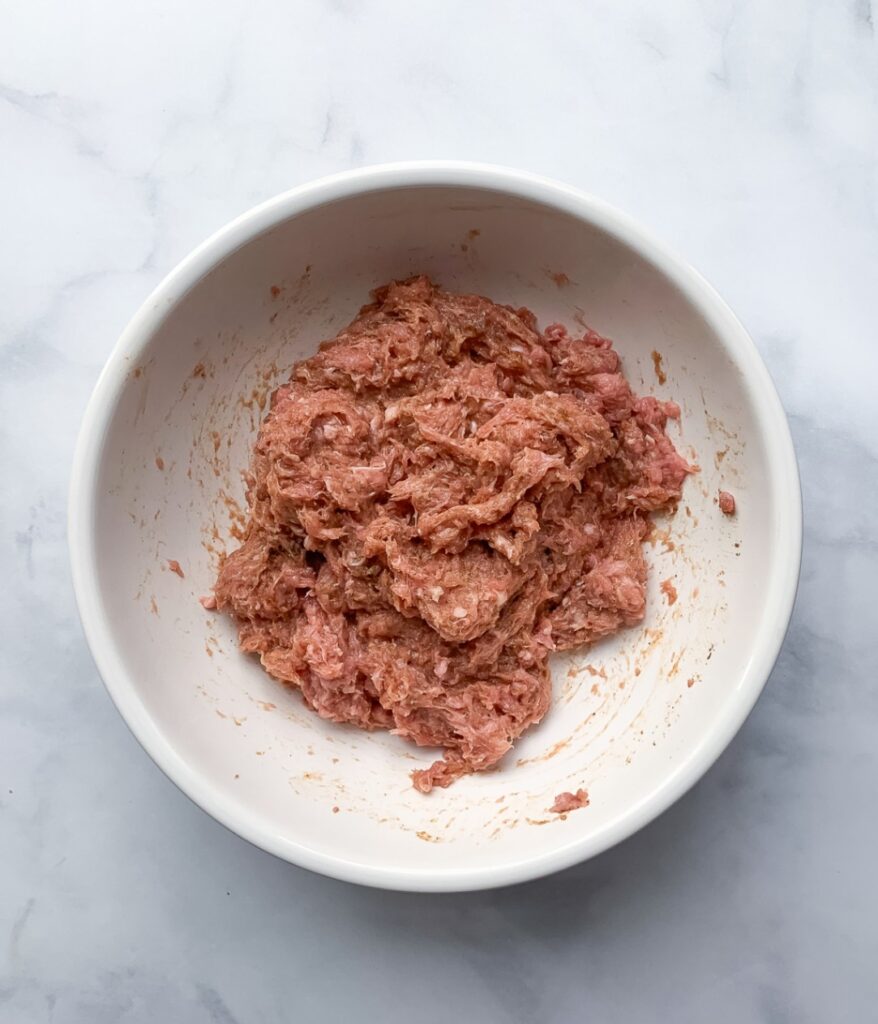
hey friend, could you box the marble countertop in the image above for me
[2,1,877,1020]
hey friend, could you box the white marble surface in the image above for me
[1,1,877,1019]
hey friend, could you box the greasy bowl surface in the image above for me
[69,164,801,891]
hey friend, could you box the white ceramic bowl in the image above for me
[70,163,801,891]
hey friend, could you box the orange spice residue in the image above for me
[270,285,282,298]
[167,559,185,578]
[547,270,571,288]
[668,648,686,678]
[660,578,678,605]
[651,350,667,385]
[191,362,206,379]
[155,456,165,471]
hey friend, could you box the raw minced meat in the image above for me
[211,276,692,791]
[550,789,590,814]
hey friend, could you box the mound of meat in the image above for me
[211,276,691,791]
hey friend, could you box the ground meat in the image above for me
[550,789,590,813]
[718,489,736,516]
[211,276,692,791]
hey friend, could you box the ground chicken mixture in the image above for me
[550,789,590,814]
[211,276,691,791]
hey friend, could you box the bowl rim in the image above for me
[69,161,802,892]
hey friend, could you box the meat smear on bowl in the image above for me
[210,276,692,791]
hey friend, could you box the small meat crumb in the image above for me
[550,788,590,814]
[168,559,185,578]
[660,578,678,606]
[200,594,217,610]
[332,805,340,814]
[718,490,736,516]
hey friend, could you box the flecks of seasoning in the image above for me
[714,448,728,467]
[269,311,278,323]
[466,228,480,241]
[687,677,696,688]
[648,527,676,553]
[270,285,282,299]
[150,596,159,615]
[215,709,227,719]
[155,456,165,471]
[233,717,246,727]
[133,367,142,379]
[651,350,667,385]
[547,269,571,288]
[258,701,276,712]
[234,773,240,779]
[660,578,678,605]
[205,644,214,658]
[590,683,600,696]
[416,830,441,843]
[167,559,185,578]
[707,643,715,661]
[332,806,340,814]
[191,362,206,379]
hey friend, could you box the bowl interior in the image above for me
[80,179,793,888]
